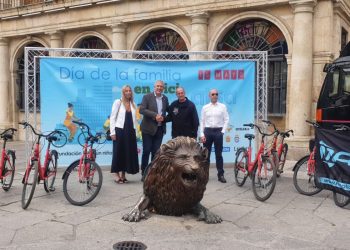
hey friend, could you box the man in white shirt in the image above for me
[200,89,229,183]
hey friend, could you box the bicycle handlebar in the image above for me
[0,128,17,136]
[19,121,39,136]
[72,120,103,144]
[262,119,278,132]
[243,123,275,137]
[305,120,319,128]
[73,120,92,137]
[280,129,294,138]
[18,121,64,141]
[243,123,254,128]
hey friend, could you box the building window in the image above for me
[72,36,111,58]
[341,28,348,51]
[16,42,44,111]
[217,19,288,115]
[138,29,188,59]
[268,56,287,115]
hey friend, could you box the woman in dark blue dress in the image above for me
[110,85,139,183]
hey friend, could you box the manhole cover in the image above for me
[113,241,147,250]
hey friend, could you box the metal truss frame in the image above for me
[24,47,267,158]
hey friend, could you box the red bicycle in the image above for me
[293,121,350,207]
[19,122,67,209]
[293,120,322,196]
[234,123,277,201]
[0,128,17,191]
[262,120,293,177]
[62,121,103,206]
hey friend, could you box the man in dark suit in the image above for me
[140,80,169,177]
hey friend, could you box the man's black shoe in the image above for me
[218,176,227,183]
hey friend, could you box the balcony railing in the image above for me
[0,0,119,10]
[1,0,57,10]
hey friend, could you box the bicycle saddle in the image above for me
[280,132,289,138]
[244,134,255,140]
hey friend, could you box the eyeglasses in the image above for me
[211,93,218,96]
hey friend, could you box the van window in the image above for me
[344,72,350,93]
[329,71,340,97]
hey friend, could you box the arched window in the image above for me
[16,42,44,110]
[72,36,111,58]
[217,19,288,115]
[137,29,188,59]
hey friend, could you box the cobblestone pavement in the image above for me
[0,142,349,249]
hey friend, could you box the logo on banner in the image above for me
[319,140,350,168]
[198,69,245,80]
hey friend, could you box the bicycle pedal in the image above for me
[49,187,56,192]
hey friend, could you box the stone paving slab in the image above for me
[0,142,349,249]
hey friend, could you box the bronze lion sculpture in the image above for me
[122,136,222,224]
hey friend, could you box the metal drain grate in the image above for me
[113,241,147,250]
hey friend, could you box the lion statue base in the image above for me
[122,137,222,224]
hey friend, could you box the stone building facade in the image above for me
[0,0,349,150]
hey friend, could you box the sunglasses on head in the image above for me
[211,93,218,96]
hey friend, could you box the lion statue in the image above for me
[122,136,222,224]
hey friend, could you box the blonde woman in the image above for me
[110,85,139,183]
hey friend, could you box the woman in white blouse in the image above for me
[110,85,139,183]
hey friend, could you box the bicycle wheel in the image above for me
[63,160,103,206]
[2,150,15,191]
[22,161,39,209]
[333,192,350,208]
[234,149,248,186]
[44,150,58,193]
[252,157,277,201]
[277,143,288,176]
[293,155,322,196]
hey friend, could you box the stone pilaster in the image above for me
[187,12,209,59]
[287,0,317,136]
[108,22,127,58]
[0,38,11,128]
[45,31,64,56]
[48,31,64,48]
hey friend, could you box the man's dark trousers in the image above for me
[203,127,224,177]
[141,126,164,174]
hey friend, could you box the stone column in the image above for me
[46,31,64,57]
[48,31,64,48]
[187,12,209,59]
[0,38,11,128]
[108,22,127,58]
[288,0,317,136]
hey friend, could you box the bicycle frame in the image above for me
[0,128,16,180]
[245,136,267,176]
[77,139,96,182]
[24,135,54,182]
[0,141,12,179]
[307,147,316,176]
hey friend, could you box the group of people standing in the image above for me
[109,80,229,184]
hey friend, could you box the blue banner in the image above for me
[40,58,255,166]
